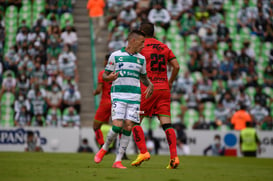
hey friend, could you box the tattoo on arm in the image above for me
[140,74,151,87]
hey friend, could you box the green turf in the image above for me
[0,152,272,181]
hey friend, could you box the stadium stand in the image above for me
[103,0,273,131]
[0,0,272,131]
[0,0,80,128]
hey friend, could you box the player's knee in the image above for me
[162,123,173,131]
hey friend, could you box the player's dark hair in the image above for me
[105,54,110,60]
[214,134,221,139]
[140,22,154,37]
[128,29,145,40]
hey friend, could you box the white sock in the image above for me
[102,129,118,151]
[115,134,130,162]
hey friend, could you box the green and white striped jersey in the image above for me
[105,47,147,104]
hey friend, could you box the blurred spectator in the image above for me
[86,0,105,42]
[235,47,252,74]
[208,0,224,14]
[117,2,137,30]
[227,72,243,95]
[236,0,252,33]
[219,54,234,81]
[25,131,43,152]
[250,100,269,128]
[46,0,58,14]
[0,70,16,97]
[254,86,272,109]
[108,33,125,53]
[14,92,31,113]
[46,58,59,76]
[264,21,273,42]
[235,88,252,109]
[78,138,93,153]
[16,73,30,95]
[208,8,223,29]
[203,134,225,156]
[197,77,215,103]
[219,90,236,112]
[62,106,80,127]
[46,107,62,127]
[27,84,47,116]
[28,26,46,45]
[58,44,77,64]
[61,25,78,53]
[174,71,194,94]
[59,54,78,82]
[263,65,273,87]
[178,12,196,37]
[252,10,267,38]
[231,103,252,130]
[223,41,237,62]
[31,114,46,127]
[4,46,20,74]
[201,28,217,51]
[14,105,31,127]
[58,0,72,15]
[167,0,183,20]
[188,40,203,72]
[193,113,210,129]
[148,2,170,42]
[30,59,46,86]
[135,0,151,16]
[216,20,230,42]
[201,51,219,80]
[46,83,63,109]
[63,83,81,113]
[243,40,255,60]
[181,85,200,116]
[211,102,231,130]
[16,27,29,47]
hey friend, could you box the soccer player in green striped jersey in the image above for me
[94,30,154,169]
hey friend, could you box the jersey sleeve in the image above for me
[105,54,115,72]
[167,48,176,62]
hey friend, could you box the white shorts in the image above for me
[111,101,140,123]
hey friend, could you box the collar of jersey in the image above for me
[121,47,136,56]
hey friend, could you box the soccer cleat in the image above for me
[166,156,179,169]
[131,152,150,166]
[94,148,107,163]
[112,161,127,169]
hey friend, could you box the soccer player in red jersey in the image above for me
[131,22,180,169]
[92,54,112,147]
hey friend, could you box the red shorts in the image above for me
[94,101,112,123]
[140,89,171,117]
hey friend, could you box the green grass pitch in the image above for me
[0,152,272,181]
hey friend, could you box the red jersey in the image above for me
[140,38,176,90]
[98,70,112,102]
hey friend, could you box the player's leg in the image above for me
[93,121,104,146]
[159,116,179,169]
[131,92,155,166]
[156,90,179,169]
[93,103,111,147]
[131,117,151,166]
[94,119,123,163]
[113,120,134,169]
[94,102,124,164]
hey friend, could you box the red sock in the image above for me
[132,125,147,154]
[165,128,177,159]
[95,129,104,146]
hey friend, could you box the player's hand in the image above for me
[108,71,119,81]
[144,83,154,99]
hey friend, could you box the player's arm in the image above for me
[168,58,180,89]
[103,70,118,82]
[93,83,103,96]
[140,74,154,99]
